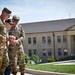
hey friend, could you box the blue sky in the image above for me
[0,0,75,23]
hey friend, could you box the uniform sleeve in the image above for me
[0,23,6,37]
[17,25,25,43]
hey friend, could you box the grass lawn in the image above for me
[26,64,75,74]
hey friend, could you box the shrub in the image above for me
[32,54,40,64]
[47,58,55,62]
[25,54,30,64]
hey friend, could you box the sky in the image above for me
[0,0,75,23]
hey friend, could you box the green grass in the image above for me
[26,64,75,74]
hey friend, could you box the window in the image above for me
[42,36,46,44]
[63,35,67,42]
[64,52,67,55]
[28,37,31,44]
[28,49,32,57]
[43,49,46,56]
[57,36,61,43]
[33,49,37,55]
[63,48,68,55]
[58,48,62,56]
[47,36,51,44]
[33,37,36,44]
[48,49,52,56]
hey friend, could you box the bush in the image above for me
[32,54,40,64]
[47,58,55,62]
[25,54,30,64]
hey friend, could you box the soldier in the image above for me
[5,19,14,75]
[0,7,12,75]
[8,15,25,75]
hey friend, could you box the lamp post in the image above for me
[52,32,55,59]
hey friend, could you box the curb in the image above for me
[25,68,75,75]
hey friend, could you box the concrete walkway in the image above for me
[25,68,75,75]
[40,60,75,65]
[11,72,34,75]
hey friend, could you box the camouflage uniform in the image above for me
[0,7,11,75]
[8,24,25,75]
[0,18,8,75]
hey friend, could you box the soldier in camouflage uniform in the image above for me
[0,7,12,75]
[8,15,25,75]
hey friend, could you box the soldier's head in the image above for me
[1,7,12,20]
[12,15,20,26]
[5,19,12,30]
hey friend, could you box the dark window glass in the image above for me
[64,52,67,55]
[43,49,46,56]
[63,48,68,55]
[47,36,51,44]
[33,37,36,44]
[28,49,32,57]
[48,49,52,56]
[33,49,37,55]
[63,35,67,42]
[57,36,61,43]
[42,36,46,44]
[58,48,62,56]
[28,37,31,44]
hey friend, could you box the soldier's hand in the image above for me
[10,40,19,46]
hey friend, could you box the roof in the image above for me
[21,18,75,33]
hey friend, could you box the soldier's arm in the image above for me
[17,25,25,43]
[0,24,7,43]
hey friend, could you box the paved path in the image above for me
[40,60,75,65]
[11,72,34,75]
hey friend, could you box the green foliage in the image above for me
[26,64,75,74]
[25,54,30,64]
[47,58,55,62]
[32,54,40,64]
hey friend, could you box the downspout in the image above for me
[52,32,55,59]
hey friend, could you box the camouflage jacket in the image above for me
[9,24,25,49]
[0,18,7,47]
[0,18,6,36]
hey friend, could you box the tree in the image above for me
[32,54,40,64]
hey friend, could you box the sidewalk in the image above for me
[11,72,33,75]
[40,60,75,65]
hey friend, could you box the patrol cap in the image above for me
[5,19,13,25]
[2,7,12,15]
[12,15,20,22]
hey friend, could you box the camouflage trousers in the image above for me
[0,51,8,75]
[8,46,25,74]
